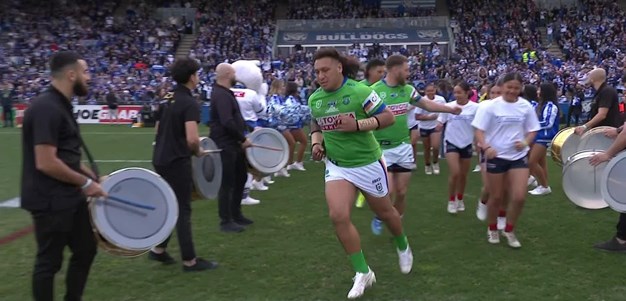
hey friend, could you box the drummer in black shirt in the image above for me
[580,68,626,252]
[150,57,218,271]
[209,63,253,233]
[21,51,106,301]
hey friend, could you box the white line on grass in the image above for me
[0,132,155,135]
[0,197,21,208]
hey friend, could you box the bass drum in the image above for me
[550,127,581,167]
[577,126,615,153]
[562,150,609,210]
[246,128,289,175]
[601,151,626,213]
[191,137,223,200]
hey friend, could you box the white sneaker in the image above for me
[447,201,457,214]
[274,168,290,178]
[251,180,268,191]
[472,164,481,172]
[432,162,440,175]
[487,229,500,244]
[497,217,506,230]
[476,201,487,221]
[425,165,433,175]
[262,176,274,185]
[241,197,260,205]
[502,231,522,248]
[456,199,465,212]
[291,162,306,171]
[397,246,413,274]
[347,268,376,299]
[529,186,552,196]
[527,176,537,187]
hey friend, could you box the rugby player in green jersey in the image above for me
[370,55,461,235]
[355,59,385,208]
[308,48,412,299]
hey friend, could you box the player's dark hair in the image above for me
[385,55,408,70]
[169,57,201,85]
[364,59,385,80]
[537,82,559,118]
[501,72,524,85]
[523,84,538,101]
[456,81,473,99]
[313,48,359,79]
[50,51,82,77]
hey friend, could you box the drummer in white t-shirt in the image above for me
[437,82,478,215]
[472,72,540,249]
[415,84,446,175]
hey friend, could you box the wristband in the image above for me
[373,116,380,130]
[311,142,321,149]
[581,125,588,131]
[355,119,360,131]
[310,130,322,136]
[81,178,93,190]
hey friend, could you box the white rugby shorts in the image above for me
[324,158,390,198]
[382,143,416,170]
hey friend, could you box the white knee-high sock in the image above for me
[243,173,252,199]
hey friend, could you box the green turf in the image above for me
[0,125,624,301]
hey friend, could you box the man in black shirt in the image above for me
[209,63,253,233]
[576,68,626,252]
[150,57,218,271]
[105,89,119,124]
[575,68,622,135]
[21,51,106,301]
[1,82,13,127]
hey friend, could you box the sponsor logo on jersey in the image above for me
[362,91,382,114]
[316,112,356,131]
[387,103,409,116]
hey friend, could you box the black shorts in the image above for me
[387,163,413,173]
[445,142,473,159]
[409,124,419,131]
[419,128,437,137]
[486,157,528,174]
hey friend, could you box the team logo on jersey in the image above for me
[233,91,246,98]
[315,100,322,109]
[399,91,406,97]
[326,101,339,113]
[316,112,356,131]
[342,96,351,105]
[387,103,409,116]
[390,93,398,98]
[376,182,383,192]
[379,92,387,99]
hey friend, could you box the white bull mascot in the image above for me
[230,59,272,204]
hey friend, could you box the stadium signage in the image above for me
[277,28,448,45]
[73,105,142,124]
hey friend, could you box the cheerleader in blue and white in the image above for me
[267,80,292,178]
[527,83,560,196]
[283,81,308,172]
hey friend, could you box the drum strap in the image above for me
[79,136,100,181]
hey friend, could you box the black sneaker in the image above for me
[234,216,254,226]
[220,222,245,233]
[148,251,176,265]
[183,258,219,272]
[594,237,626,252]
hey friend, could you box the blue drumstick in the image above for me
[106,195,156,211]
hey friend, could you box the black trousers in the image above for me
[154,160,196,261]
[567,109,581,127]
[616,213,626,240]
[3,106,13,127]
[31,202,97,301]
[218,148,247,224]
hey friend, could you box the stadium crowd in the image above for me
[0,0,624,111]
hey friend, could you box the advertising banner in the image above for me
[73,105,142,124]
[276,28,448,45]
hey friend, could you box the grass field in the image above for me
[1,125,625,301]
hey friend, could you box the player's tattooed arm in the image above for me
[357,107,394,131]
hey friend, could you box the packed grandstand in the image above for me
[0,0,625,114]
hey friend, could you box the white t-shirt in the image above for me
[415,95,446,129]
[232,88,265,122]
[471,97,541,161]
[438,101,478,148]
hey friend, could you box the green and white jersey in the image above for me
[359,79,376,87]
[371,80,422,149]
[309,78,386,167]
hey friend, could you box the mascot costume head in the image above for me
[230,60,269,130]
